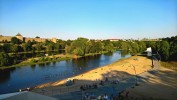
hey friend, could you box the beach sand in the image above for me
[121,64,177,100]
[33,56,152,95]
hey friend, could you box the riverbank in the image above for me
[160,61,177,70]
[0,54,72,70]
[0,51,109,70]
[33,56,152,95]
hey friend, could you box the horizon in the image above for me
[0,0,177,40]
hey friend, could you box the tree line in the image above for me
[0,36,176,67]
[145,36,177,61]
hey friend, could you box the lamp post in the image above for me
[151,56,154,68]
[157,51,161,61]
[132,65,138,86]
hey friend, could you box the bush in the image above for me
[38,57,45,62]
[30,58,36,63]
[0,53,11,67]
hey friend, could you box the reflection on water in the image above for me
[0,51,130,94]
[104,52,113,56]
[121,50,129,57]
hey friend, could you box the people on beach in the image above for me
[103,93,108,100]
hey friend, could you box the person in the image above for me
[103,94,108,100]
[72,79,75,84]
[80,85,83,91]
[100,80,104,86]
[27,87,30,91]
[105,77,108,82]
[125,91,129,98]
[110,94,114,100]
[85,92,89,100]
[66,78,69,82]
[97,95,102,100]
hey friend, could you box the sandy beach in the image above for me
[33,56,152,95]
[121,64,177,100]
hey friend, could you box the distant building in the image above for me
[0,33,57,43]
[141,38,161,41]
[51,38,57,43]
[107,39,119,41]
[0,35,12,42]
[16,33,23,41]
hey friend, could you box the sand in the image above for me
[33,56,152,95]
[121,64,177,100]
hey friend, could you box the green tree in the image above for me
[104,42,115,52]
[23,40,33,52]
[145,41,156,51]
[90,41,103,53]
[0,45,3,52]
[156,41,170,60]
[3,43,11,53]
[11,45,19,53]
[120,41,129,51]
[0,53,10,66]
[35,43,43,51]
[71,37,89,56]
[11,37,21,44]
[130,42,139,55]
[137,41,146,53]
[168,36,177,61]
[65,45,72,54]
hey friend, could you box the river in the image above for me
[0,51,130,94]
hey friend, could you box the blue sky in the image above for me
[0,0,177,40]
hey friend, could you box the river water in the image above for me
[0,51,130,94]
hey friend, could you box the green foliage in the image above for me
[11,45,17,53]
[70,37,89,56]
[0,53,11,67]
[145,36,177,61]
[3,43,11,53]
[137,41,146,53]
[129,42,139,55]
[90,41,103,53]
[119,41,130,51]
[30,58,36,63]
[156,41,170,60]
[23,40,33,52]
[73,48,84,56]
[38,57,45,62]
[11,37,21,44]
[35,43,44,51]
[104,42,114,52]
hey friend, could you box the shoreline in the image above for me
[35,57,127,88]
[0,51,109,70]
[33,55,152,91]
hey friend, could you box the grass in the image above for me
[161,61,177,70]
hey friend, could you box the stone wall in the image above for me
[0,36,12,42]
[25,37,49,42]
[0,35,56,43]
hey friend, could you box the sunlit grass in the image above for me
[161,61,177,70]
